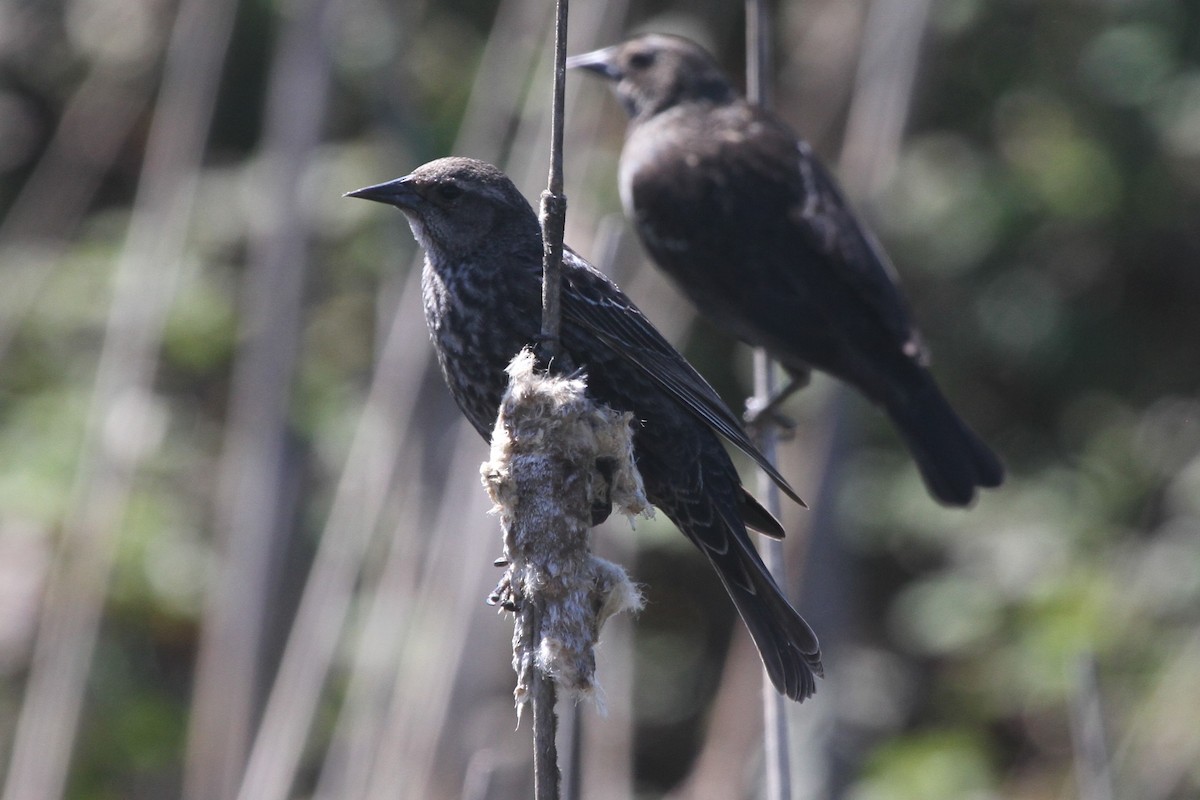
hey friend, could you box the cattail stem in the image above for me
[746,0,772,106]
[532,607,561,800]
[531,1,571,795]
[745,2,795,800]
[483,351,646,800]
[538,0,569,361]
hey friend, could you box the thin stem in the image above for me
[190,0,341,796]
[533,5,570,794]
[745,0,772,106]
[1068,654,1114,800]
[531,601,561,800]
[754,357,793,800]
[746,3,793,800]
[538,0,569,358]
[561,693,583,800]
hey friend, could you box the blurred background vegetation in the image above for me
[1,0,1199,798]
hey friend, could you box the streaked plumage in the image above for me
[346,157,822,700]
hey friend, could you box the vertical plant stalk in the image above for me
[0,1,239,799]
[0,66,154,364]
[538,0,569,359]
[1068,654,1114,800]
[745,2,794,800]
[184,0,347,798]
[533,610,562,800]
[533,1,570,796]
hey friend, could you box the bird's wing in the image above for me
[627,102,922,360]
[733,104,924,358]
[559,248,805,508]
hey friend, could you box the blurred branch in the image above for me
[0,0,240,798]
[744,2,794,799]
[226,295,410,800]
[561,697,583,800]
[838,0,931,198]
[451,0,558,164]
[1068,653,1114,800]
[532,617,562,800]
[745,0,773,107]
[179,0,347,798]
[0,67,154,363]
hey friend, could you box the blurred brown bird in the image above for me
[346,157,823,700]
[569,34,1004,506]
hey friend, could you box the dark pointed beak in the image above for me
[565,47,622,81]
[344,176,420,208]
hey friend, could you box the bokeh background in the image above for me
[2,0,1199,798]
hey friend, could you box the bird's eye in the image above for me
[627,50,655,70]
[434,183,464,203]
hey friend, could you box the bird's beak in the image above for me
[344,176,420,208]
[565,47,622,81]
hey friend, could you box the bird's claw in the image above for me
[486,573,521,612]
[528,334,578,376]
[743,370,809,438]
[744,396,799,439]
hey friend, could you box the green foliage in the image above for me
[851,729,995,800]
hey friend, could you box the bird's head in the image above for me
[567,34,736,122]
[345,157,537,262]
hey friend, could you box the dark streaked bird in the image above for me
[568,34,1004,506]
[346,157,822,700]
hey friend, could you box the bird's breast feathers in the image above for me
[420,262,450,330]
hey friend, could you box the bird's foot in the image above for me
[743,371,810,439]
[744,397,799,439]
[528,334,578,377]
[486,572,520,612]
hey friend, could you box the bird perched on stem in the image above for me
[568,34,1004,506]
[346,156,822,701]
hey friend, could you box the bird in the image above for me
[567,34,1004,506]
[345,156,823,701]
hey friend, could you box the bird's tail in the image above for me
[885,373,1004,506]
[689,503,823,701]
